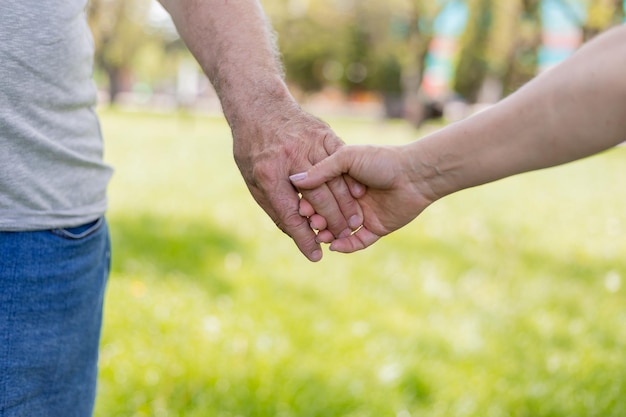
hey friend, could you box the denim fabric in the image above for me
[0,218,110,417]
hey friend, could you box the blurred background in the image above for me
[88,0,626,123]
[89,1,626,416]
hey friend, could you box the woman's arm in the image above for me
[292,25,626,253]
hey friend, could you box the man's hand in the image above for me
[232,98,364,262]
[158,0,364,260]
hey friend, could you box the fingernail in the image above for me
[289,172,307,182]
[348,215,362,229]
[311,250,322,262]
[352,183,365,196]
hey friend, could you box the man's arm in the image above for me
[158,0,363,261]
[291,25,626,253]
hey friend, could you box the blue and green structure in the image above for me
[420,0,626,100]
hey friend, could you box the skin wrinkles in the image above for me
[158,0,364,261]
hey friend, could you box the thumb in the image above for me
[289,148,352,190]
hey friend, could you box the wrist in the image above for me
[219,74,298,134]
[402,131,466,204]
[226,80,302,161]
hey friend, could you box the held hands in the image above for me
[232,100,365,262]
[231,83,436,259]
[290,144,437,253]
[285,26,626,257]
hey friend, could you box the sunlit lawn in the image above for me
[95,108,626,417]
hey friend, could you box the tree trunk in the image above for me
[106,66,122,105]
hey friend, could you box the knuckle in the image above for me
[270,195,303,229]
[324,132,344,152]
[282,140,304,164]
[251,158,277,186]
[302,187,329,207]
[282,209,306,229]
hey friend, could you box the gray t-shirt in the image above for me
[0,0,113,231]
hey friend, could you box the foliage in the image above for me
[95,109,626,417]
[87,0,625,107]
[88,0,177,103]
[454,0,494,102]
[555,0,625,39]
[455,0,543,100]
[264,0,405,94]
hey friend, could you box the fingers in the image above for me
[308,213,327,232]
[291,148,362,233]
[283,212,324,262]
[326,175,363,230]
[291,146,363,238]
[344,174,366,199]
[315,229,335,244]
[289,149,351,190]
[298,198,315,217]
[321,135,363,231]
[298,194,378,252]
[233,105,369,261]
[297,151,362,236]
[299,184,352,239]
[298,198,332,242]
[328,226,381,253]
[252,182,323,262]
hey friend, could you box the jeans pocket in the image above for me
[50,217,104,240]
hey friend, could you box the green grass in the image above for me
[95,108,626,417]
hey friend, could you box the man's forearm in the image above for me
[157,0,364,262]
[158,0,294,124]
[414,25,626,200]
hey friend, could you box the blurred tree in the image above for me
[85,0,625,113]
[556,0,624,40]
[264,0,447,120]
[397,1,450,123]
[263,0,352,91]
[454,0,494,103]
[454,0,543,102]
[502,0,543,95]
[340,2,408,94]
[87,0,155,104]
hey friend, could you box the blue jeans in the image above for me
[0,218,110,417]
